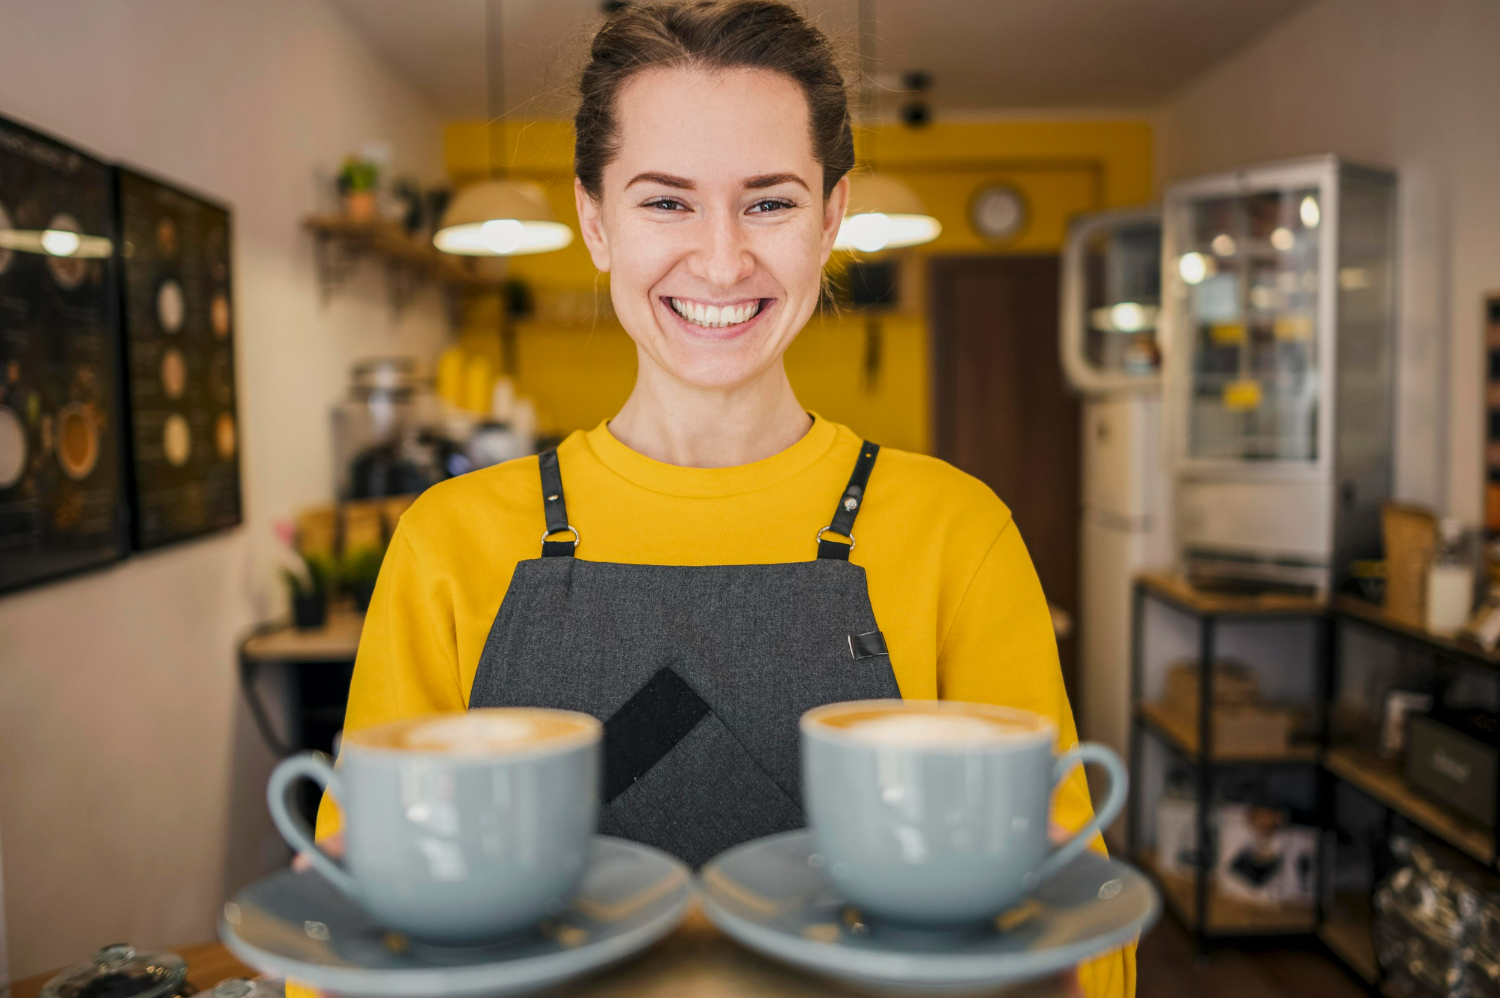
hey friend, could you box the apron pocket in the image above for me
[600,712,804,868]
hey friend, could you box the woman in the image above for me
[323,2,1130,994]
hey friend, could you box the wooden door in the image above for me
[929,256,1081,705]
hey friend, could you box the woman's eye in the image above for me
[643,198,689,212]
[748,198,795,214]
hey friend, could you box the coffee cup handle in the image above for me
[267,752,361,898]
[1023,742,1129,890]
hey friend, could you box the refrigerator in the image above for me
[1060,206,1172,805]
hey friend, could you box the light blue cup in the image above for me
[801,699,1128,928]
[268,708,601,946]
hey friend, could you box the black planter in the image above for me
[350,579,377,614]
[292,592,327,630]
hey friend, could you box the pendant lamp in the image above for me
[835,174,942,252]
[433,180,572,256]
[834,0,940,253]
[434,0,572,257]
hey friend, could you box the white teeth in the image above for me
[669,298,762,329]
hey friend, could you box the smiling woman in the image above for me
[326,4,1130,995]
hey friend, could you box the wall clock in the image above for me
[970,184,1028,242]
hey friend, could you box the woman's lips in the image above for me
[660,296,773,338]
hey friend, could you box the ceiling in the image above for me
[325,0,1311,120]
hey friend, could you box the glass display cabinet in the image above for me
[1060,205,1163,393]
[1163,156,1396,595]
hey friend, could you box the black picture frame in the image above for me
[0,112,129,594]
[114,165,242,550]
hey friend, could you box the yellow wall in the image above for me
[445,118,1152,452]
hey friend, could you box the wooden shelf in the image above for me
[1319,892,1379,984]
[1137,700,1318,764]
[1333,594,1500,674]
[240,606,364,663]
[303,215,500,289]
[1138,849,1315,935]
[1138,571,1326,618]
[1323,746,1493,864]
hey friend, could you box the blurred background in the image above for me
[1,1,1498,995]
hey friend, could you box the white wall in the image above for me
[0,1,451,976]
[1154,0,1500,516]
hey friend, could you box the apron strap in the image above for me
[817,441,880,561]
[538,448,579,557]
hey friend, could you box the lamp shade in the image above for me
[834,173,941,252]
[433,178,574,256]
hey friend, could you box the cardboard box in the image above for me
[1384,503,1438,628]
[1164,660,1260,715]
[1160,700,1296,757]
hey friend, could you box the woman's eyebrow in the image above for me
[745,173,809,191]
[626,172,694,189]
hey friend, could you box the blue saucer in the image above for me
[700,830,1159,996]
[220,836,691,998]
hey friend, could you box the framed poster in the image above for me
[1486,292,1500,536]
[0,114,127,593]
[116,167,241,549]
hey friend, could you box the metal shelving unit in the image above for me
[1127,571,1329,951]
[1128,581,1500,990]
[1316,595,1500,991]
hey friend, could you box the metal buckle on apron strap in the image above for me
[815,526,855,551]
[542,525,581,547]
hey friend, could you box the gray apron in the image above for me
[469,441,902,867]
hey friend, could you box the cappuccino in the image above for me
[800,698,1127,926]
[807,701,1051,748]
[344,707,599,755]
[268,705,601,944]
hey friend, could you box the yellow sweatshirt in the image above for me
[325,415,1133,998]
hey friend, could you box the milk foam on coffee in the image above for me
[810,702,1051,747]
[406,714,543,751]
[346,708,596,754]
[841,712,1024,747]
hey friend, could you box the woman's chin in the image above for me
[651,344,782,392]
[647,323,790,391]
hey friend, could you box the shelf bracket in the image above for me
[385,259,423,317]
[312,232,363,301]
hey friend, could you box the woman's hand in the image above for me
[1047,823,1086,998]
[291,832,343,872]
[288,836,345,998]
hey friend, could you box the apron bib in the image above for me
[469,442,901,867]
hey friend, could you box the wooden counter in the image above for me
[9,942,256,998]
[8,910,1077,998]
[240,608,364,664]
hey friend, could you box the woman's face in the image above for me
[576,67,848,391]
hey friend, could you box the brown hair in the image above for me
[575,0,853,201]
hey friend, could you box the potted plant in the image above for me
[283,552,332,630]
[340,545,386,614]
[337,155,381,223]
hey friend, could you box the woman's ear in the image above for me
[819,174,850,264]
[575,178,611,273]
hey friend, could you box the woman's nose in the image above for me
[691,212,756,288]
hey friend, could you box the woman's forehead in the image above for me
[609,66,817,185]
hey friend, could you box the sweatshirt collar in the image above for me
[582,413,838,498]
